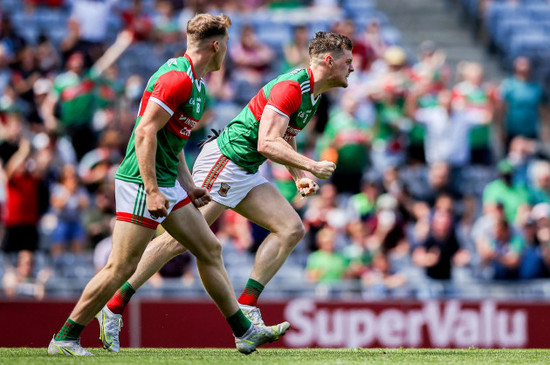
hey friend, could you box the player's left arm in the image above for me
[286,137,319,198]
[176,150,211,208]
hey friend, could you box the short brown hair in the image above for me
[187,13,231,41]
[309,32,353,59]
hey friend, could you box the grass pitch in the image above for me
[1,348,550,364]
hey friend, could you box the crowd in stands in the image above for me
[0,0,549,300]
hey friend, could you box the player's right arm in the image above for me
[135,102,172,218]
[135,69,193,218]
[257,82,335,179]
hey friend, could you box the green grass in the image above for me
[2,348,550,364]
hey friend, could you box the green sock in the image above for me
[238,278,265,307]
[226,309,252,337]
[54,318,85,341]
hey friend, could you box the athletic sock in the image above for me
[238,278,264,307]
[226,309,252,337]
[106,281,136,314]
[54,318,85,341]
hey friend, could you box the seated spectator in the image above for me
[361,251,407,292]
[230,24,275,104]
[477,218,524,280]
[519,217,548,279]
[364,194,409,258]
[410,40,452,95]
[412,209,470,280]
[529,160,550,205]
[282,24,310,72]
[48,164,90,257]
[347,178,380,222]
[306,227,350,284]
[84,183,115,247]
[483,159,530,224]
[2,250,52,300]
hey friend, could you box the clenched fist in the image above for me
[311,160,336,179]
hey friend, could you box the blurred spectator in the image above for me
[41,31,132,159]
[11,46,41,115]
[152,0,182,44]
[405,88,492,168]
[120,0,154,42]
[368,45,410,171]
[361,251,406,292]
[306,227,350,284]
[316,92,371,194]
[216,210,253,251]
[477,218,524,280]
[482,159,529,224]
[0,115,51,253]
[282,24,310,72]
[529,160,550,205]
[336,19,375,74]
[149,252,196,288]
[78,128,122,190]
[303,183,347,251]
[69,0,117,61]
[403,162,461,207]
[364,193,409,257]
[411,40,452,95]
[84,182,115,247]
[519,218,548,279]
[48,164,90,257]
[347,178,380,222]
[362,19,388,62]
[498,56,548,146]
[412,209,470,280]
[2,250,52,300]
[92,215,115,272]
[230,24,275,104]
[36,34,61,74]
[0,15,26,64]
[452,61,495,165]
[0,43,12,97]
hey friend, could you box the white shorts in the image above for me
[192,140,268,208]
[115,179,191,229]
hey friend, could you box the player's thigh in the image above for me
[107,220,156,268]
[162,203,220,260]
[199,199,227,226]
[233,182,302,232]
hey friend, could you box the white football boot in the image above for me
[96,305,123,352]
[47,336,93,356]
[239,304,265,326]
[235,321,290,355]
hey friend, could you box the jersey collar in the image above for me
[184,53,202,91]
[184,54,198,80]
[307,67,320,105]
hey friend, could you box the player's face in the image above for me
[332,50,354,88]
[213,32,229,71]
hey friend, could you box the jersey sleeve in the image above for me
[149,71,193,116]
[266,81,302,119]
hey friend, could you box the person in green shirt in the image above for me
[41,31,132,159]
[306,227,350,283]
[482,159,530,224]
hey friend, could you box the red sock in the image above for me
[238,278,264,307]
[106,281,135,314]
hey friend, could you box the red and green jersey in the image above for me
[51,69,98,127]
[217,67,320,173]
[116,54,206,186]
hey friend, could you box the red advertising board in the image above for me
[2,298,550,348]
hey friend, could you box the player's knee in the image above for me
[195,240,223,264]
[283,221,305,247]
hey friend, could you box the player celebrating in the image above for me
[97,31,353,351]
[48,13,289,356]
